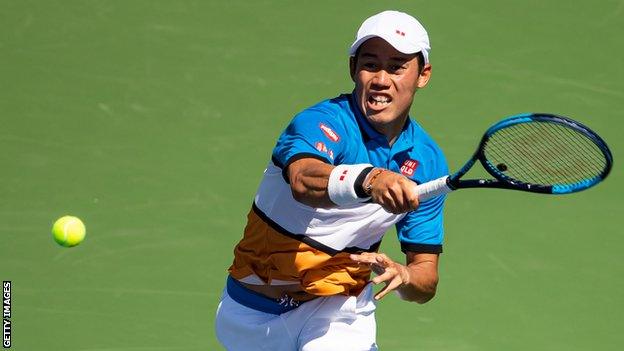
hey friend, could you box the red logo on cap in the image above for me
[319,123,340,142]
[400,159,419,176]
[395,29,406,36]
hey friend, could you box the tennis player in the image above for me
[216,10,448,350]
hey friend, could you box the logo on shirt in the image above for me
[315,141,327,153]
[315,141,334,160]
[319,123,340,142]
[400,159,419,177]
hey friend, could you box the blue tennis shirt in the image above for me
[271,92,448,253]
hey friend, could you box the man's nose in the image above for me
[371,69,391,88]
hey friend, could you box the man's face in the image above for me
[350,37,431,130]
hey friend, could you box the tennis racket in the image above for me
[415,113,613,201]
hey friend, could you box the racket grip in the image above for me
[415,175,453,201]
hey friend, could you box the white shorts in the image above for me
[215,276,378,351]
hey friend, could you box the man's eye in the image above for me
[363,62,377,69]
[391,65,405,71]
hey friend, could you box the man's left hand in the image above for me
[350,252,410,300]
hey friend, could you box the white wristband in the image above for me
[327,164,373,206]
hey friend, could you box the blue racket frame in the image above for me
[445,113,613,194]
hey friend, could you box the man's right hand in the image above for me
[364,169,419,214]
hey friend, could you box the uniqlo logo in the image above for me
[400,159,419,176]
[315,141,328,153]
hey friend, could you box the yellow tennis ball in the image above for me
[52,215,86,247]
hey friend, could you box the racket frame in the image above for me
[445,113,613,195]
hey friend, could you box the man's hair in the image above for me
[414,52,425,74]
[352,47,426,75]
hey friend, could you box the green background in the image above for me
[1,0,622,350]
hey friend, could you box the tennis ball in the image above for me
[52,215,86,247]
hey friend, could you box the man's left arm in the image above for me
[351,134,447,302]
[350,251,439,303]
[351,179,445,303]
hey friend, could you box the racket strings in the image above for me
[487,124,605,184]
[483,122,607,186]
[495,127,604,184]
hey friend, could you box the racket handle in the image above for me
[415,175,453,201]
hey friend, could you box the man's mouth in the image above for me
[367,94,392,108]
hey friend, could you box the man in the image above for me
[216,10,448,351]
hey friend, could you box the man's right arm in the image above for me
[287,158,419,213]
[287,158,335,208]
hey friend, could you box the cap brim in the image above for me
[348,33,424,58]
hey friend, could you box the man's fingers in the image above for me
[375,254,389,263]
[371,270,395,284]
[388,185,406,211]
[394,177,419,212]
[351,253,389,265]
[350,253,378,264]
[403,186,419,211]
[375,183,419,214]
[398,185,419,212]
[367,171,421,214]
[407,195,419,211]
[351,253,388,275]
[371,264,385,276]
[374,276,404,300]
[351,252,409,300]
[379,193,398,214]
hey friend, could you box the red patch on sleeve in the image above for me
[319,123,340,142]
[315,141,328,153]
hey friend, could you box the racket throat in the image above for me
[446,176,460,190]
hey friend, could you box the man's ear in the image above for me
[349,56,356,82]
[416,63,432,89]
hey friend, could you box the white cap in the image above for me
[349,10,431,63]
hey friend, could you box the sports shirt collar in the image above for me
[348,91,414,153]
